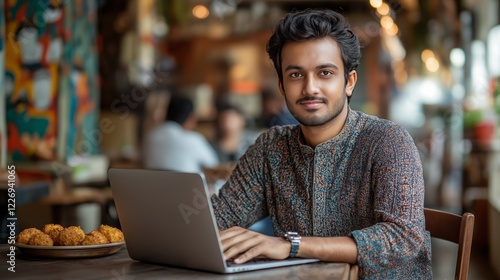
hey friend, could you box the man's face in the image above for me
[279,37,356,127]
[218,109,245,135]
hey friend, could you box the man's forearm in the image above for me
[297,236,358,264]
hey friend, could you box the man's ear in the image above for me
[278,80,285,96]
[346,70,357,97]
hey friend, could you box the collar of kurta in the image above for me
[296,107,359,152]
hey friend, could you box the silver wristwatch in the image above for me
[284,231,301,258]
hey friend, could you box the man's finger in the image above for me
[219,226,245,241]
[223,236,261,262]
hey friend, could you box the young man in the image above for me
[211,9,431,279]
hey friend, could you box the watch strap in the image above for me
[290,239,300,258]
[284,232,301,258]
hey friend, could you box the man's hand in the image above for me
[220,227,291,264]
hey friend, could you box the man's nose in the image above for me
[303,75,320,95]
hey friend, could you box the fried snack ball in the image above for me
[58,226,85,246]
[98,225,124,243]
[81,230,109,245]
[42,224,64,244]
[17,228,44,245]
[28,233,54,246]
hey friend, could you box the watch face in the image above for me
[285,232,300,240]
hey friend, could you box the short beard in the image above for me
[285,91,347,127]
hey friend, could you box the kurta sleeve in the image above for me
[350,124,430,276]
[211,133,269,230]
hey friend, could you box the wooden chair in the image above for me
[424,208,475,280]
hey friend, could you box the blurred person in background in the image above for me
[212,102,259,164]
[143,94,219,173]
[259,87,298,128]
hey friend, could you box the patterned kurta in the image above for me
[211,108,432,279]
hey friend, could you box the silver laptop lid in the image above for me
[108,168,227,273]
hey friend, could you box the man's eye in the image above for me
[320,70,333,76]
[290,73,302,78]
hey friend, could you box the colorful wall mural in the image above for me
[61,1,99,159]
[2,0,99,163]
[4,0,63,162]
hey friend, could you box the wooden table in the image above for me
[0,244,357,279]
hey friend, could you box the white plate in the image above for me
[16,242,125,258]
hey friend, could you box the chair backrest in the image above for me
[424,208,475,280]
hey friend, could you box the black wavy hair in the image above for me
[266,9,361,102]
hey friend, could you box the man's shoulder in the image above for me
[150,122,180,133]
[354,110,409,136]
[248,125,299,151]
[258,125,298,141]
[353,111,420,163]
[352,110,415,151]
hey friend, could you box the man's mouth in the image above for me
[298,98,325,110]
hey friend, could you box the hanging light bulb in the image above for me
[193,5,210,19]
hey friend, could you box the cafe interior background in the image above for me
[0,0,499,278]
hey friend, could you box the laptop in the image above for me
[108,168,320,273]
